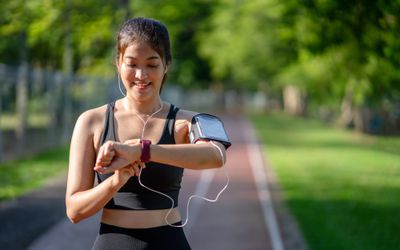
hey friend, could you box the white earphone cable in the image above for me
[134,103,229,227]
[118,74,126,97]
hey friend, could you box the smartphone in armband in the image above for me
[189,113,231,149]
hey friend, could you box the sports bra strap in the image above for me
[165,105,180,138]
[100,102,115,145]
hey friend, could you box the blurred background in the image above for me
[0,0,399,249]
[1,0,399,160]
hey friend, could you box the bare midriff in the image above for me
[101,207,181,228]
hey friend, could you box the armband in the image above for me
[189,113,231,149]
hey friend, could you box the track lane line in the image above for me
[243,119,284,250]
[183,169,216,236]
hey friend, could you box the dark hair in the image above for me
[116,17,172,66]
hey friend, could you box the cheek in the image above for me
[147,69,165,82]
[120,65,134,78]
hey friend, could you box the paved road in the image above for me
[2,114,307,250]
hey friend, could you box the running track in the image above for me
[28,114,291,250]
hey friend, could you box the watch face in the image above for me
[196,115,229,141]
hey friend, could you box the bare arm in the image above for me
[94,140,226,174]
[65,110,138,223]
[94,108,228,173]
[150,141,226,169]
[153,109,227,168]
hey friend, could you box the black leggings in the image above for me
[92,223,191,250]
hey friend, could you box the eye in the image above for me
[148,64,159,68]
[124,61,135,68]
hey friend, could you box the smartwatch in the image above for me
[140,139,152,163]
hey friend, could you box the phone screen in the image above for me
[196,115,229,141]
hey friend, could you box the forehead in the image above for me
[123,41,161,60]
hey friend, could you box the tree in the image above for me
[277,0,400,131]
[130,0,214,88]
[198,0,297,90]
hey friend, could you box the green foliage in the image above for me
[198,0,297,89]
[0,0,123,73]
[0,0,398,111]
[251,112,400,250]
[283,0,400,108]
[0,146,68,201]
[130,0,214,87]
[198,0,399,119]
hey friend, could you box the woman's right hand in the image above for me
[112,162,144,184]
[94,140,141,174]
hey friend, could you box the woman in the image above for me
[66,17,227,250]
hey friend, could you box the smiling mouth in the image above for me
[133,81,151,89]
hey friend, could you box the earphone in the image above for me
[128,97,229,228]
[138,141,229,228]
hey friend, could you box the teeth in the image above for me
[134,82,150,86]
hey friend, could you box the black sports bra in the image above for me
[97,102,184,210]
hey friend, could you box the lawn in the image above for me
[251,112,400,250]
[0,146,69,202]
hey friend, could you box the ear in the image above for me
[164,65,169,74]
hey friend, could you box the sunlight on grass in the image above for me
[0,146,68,201]
[251,112,400,250]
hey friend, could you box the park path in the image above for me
[24,113,305,250]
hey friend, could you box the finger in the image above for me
[96,142,117,167]
[122,164,136,176]
[95,154,114,169]
[96,143,112,164]
[96,157,130,174]
[131,164,140,176]
[94,165,110,174]
[95,146,105,167]
[103,142,115,158]
[139,162,146,169]
[103,150,116,163]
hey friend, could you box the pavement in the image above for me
[0,114,307,250]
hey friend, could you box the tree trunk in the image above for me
[16,31,29,154]
[0,72,3,162]
[337,86,353,128]
[283,85,306,116]
[353,107,365,132]
[16,62,29,154]
[62,0,73,143]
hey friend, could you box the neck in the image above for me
[123,96,163,115]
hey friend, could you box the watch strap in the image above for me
[140,139,152,163]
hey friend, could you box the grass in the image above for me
[0,146,69,202]
[250,112,400,250]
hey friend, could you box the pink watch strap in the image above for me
[140,139,152,163]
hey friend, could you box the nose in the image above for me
[135,68,147,79]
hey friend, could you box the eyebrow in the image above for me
[125,56,160,60]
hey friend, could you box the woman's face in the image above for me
[118,41,167,102]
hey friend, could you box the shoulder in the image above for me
[76,104,108,127]
[73,104,109,135]
[71,103,111,149]
[171,106,197,143]
[175,108,198,122]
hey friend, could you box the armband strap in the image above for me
[140,139,151,163]
[189,113,231,149]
